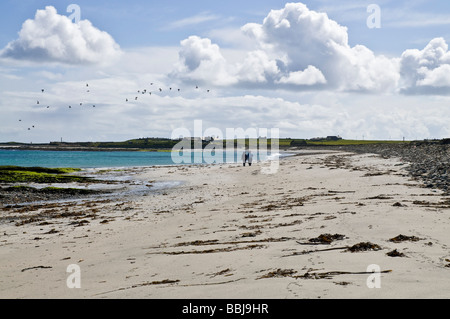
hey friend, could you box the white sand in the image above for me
[1,150,449,299]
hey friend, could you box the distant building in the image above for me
[203,136,215,142]
[326,136,342,141]
[310,136,342,142]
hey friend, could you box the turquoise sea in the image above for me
[0,149,284,168]
[0,149,291,204]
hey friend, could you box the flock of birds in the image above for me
[125,83,210,102]
[19,82,212,132]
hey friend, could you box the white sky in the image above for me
[0,1,450,142]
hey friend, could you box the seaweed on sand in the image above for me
[284,241,383,257]
[389,234,421,242]
[3,185,100,195]
[347,242,382,252]
[386,249,406,257]
[296,269,392,280]
[307,233,346,244]
[258,268,392,280]
[258,268,297,279]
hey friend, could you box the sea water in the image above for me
[0,149,287,168]
[0,149,292,205]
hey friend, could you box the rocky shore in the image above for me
[317,141,450,194]
[0,186,106,207]
[0,166,117,207]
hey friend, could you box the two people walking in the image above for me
[241,149,253,166]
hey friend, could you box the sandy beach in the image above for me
[1,149,449,299]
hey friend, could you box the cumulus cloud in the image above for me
[417,64,450,87]
[171,35,236,86]
[171,2,399,92]
[236,50,279,83]
[136,5,450,97]
[241,2,399,92]
[0,6,121,65]
[276,65,326,86]
[399,37,450,94]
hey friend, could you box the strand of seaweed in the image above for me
[178,278,245,287]
[93,279,181,296]
[93,278,246,297]
[282,242,383,257]
[143,237,292,250]
[147,244,267,255]
[21,265,53,272]
[174,237,292,247]
[257,268,392,280]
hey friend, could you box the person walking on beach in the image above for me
[241,150,248,166]
[241,150,254,166]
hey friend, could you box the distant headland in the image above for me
[1,136,449,152]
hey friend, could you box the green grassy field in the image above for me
[94,138,411,149]
[219,138,409,148]
[2,137,412,151]
[302,139,409,146]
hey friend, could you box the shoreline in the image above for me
[0,150,330,208]
[0,146,173,152]
[1,148,449,298]
[0,148,294,170]
[0,145,286,152]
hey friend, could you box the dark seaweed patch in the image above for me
[386,249,406,257]
[308,233,346,244]
[389,234,421,243]
[347,242,382,252]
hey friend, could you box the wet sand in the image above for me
[1,150,449,298]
